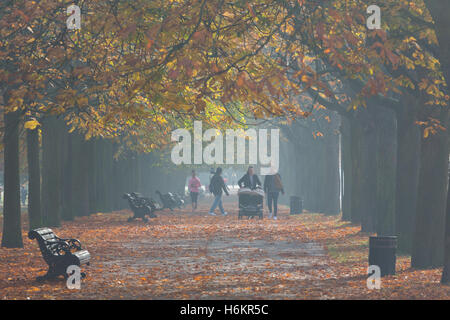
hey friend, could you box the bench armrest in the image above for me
[56,238,83,250]
[44,239,71,255]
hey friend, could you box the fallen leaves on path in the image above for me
[0,199,449,299]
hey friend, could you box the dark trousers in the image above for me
[190,192,199,208]
[267,192,279,216]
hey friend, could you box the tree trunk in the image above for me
[412,110,449,268]
[442,173,450,283]
[375,107,397,236]
[26,126,42,230]
[350,114,377,232]
[1,110,23,248]
[341,116,352,221]
[423,0,450,280]
[361,124,378,233]
[88,139,98,214]
[323,126,340,215]
[41,116,61,227]
[395,97,421,253]
[71,133,90,217]
[61,130,74,221]
[350,118,363,224]
[103,140,114,212]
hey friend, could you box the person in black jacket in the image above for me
[238,166,262,190]
[208,167,229,216]
[264,173,284,220]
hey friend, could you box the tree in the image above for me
[1,108,22,248]
[25,120,42,230]
[41,116,62,227]
[422,0,450,285]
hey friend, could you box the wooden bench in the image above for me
[123,192,158,222]
[172,193,186,208]
[156,190,177,211]
[28,228,90,281]
[141,195,163,212]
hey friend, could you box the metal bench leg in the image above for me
[36,268,58,282]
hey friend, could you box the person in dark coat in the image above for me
[238,166,262,190]
[264,172,284,220]
[208,167,229,216]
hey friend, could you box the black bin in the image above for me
[290,196,303,214]
[368,236,397,276]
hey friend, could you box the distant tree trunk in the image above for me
[350,118,363,225]
[115,157,128,210]
[61,131,74,221]
[71,133,90,217]
[412,109,449,268]
[323,128,340,215]
[351,114,377,232]
[89,139,98,214]
[278,135,292,205]
[361,125,378,233]
[57,121,68,220]
[41,116,61,227]
[1,110,23,248]
[395,97,421,253]
[103,140,114,212]
[280,123,306,206]
[307,140,320,211]
[81,139,92,216]
[26,126,42,229]
[442,173,450,283]
[375,107,397,236]
[112,150,121,210]
[341,116,352,221]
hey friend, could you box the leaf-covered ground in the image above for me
[1,197,449,299]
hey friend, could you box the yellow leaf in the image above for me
[24,119,40,130]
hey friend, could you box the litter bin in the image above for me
[290,196,303,214]
[368,236,397,276]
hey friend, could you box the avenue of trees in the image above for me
[1,0,450,284]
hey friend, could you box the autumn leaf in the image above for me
[24,119,40,130]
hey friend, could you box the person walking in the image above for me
[20,184,27,206]
[188,170,202,212]
[238,166,262,190]
[264,172,284,220]
[208,167,229,216]
[207,167,215,195]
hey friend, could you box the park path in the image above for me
[95,199,334,299]
[3,197,450,300]
[0,197,340,300]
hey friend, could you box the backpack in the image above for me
[209,175,218,194]
[274,174,283,191]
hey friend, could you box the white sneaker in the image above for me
[268,212,273,219]
[208,212,216,216]
[273,216,278,220]
[222,212,228,216]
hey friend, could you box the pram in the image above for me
[238,187,264,219]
